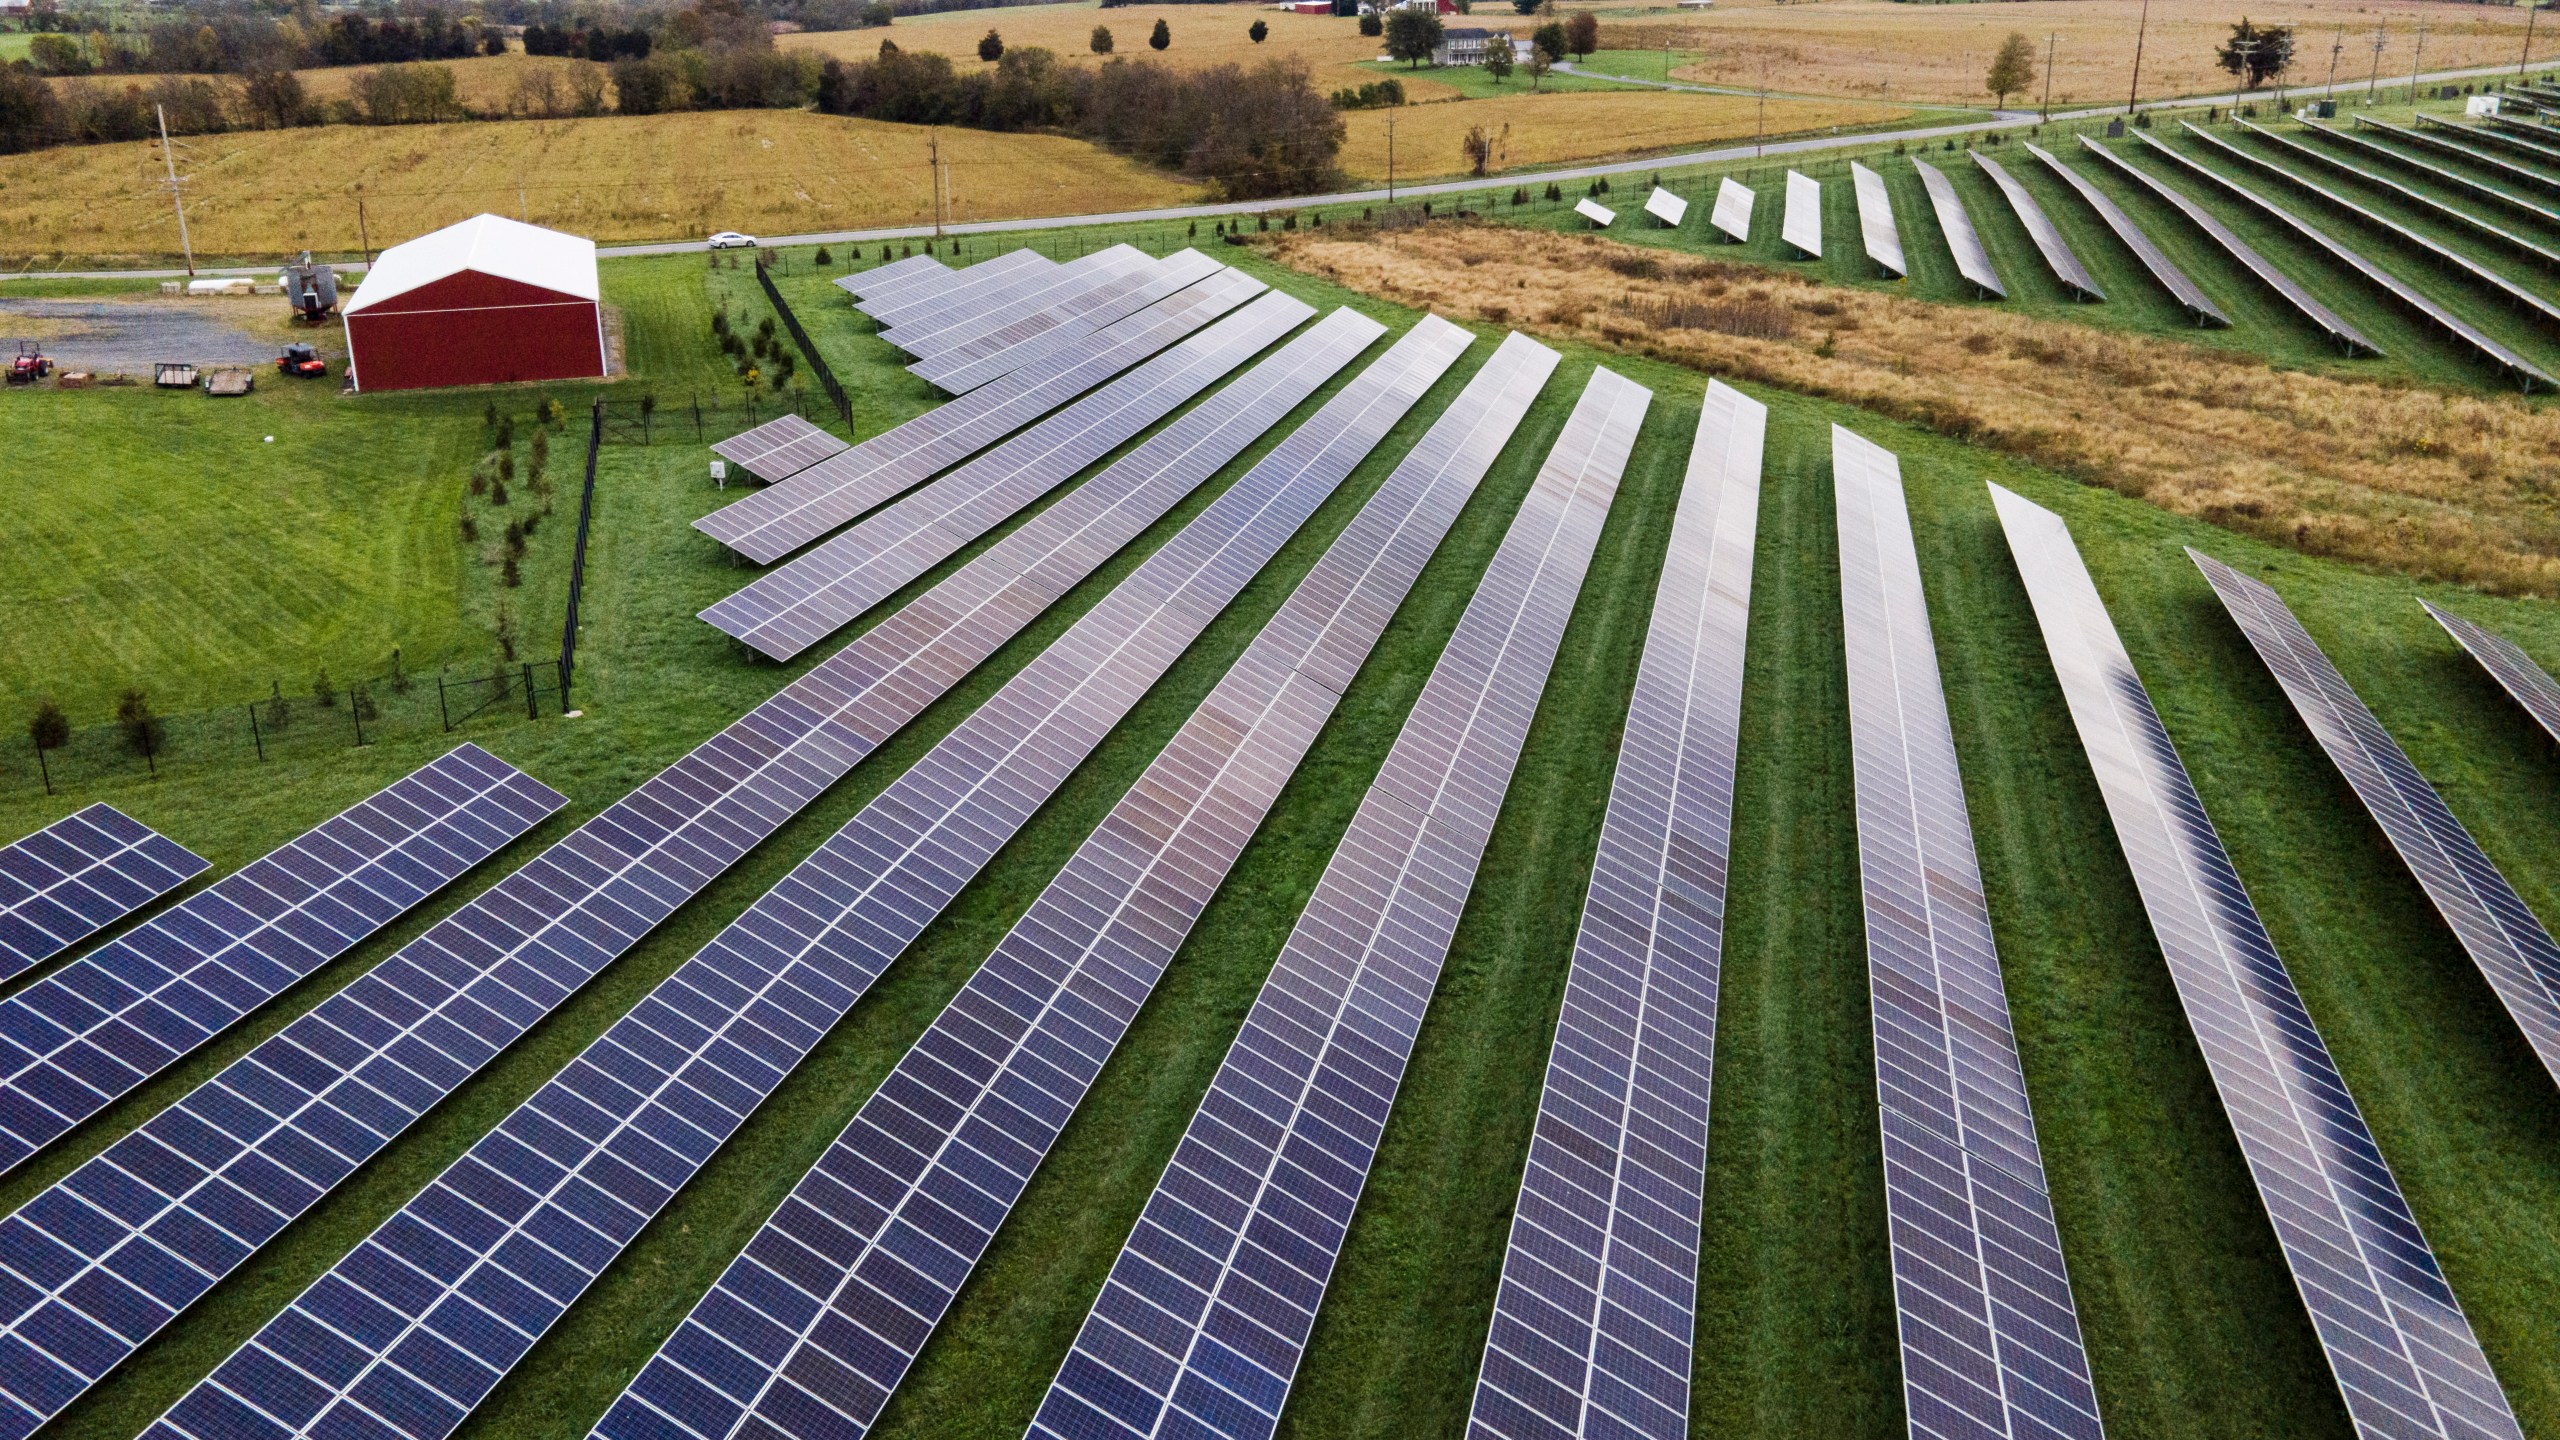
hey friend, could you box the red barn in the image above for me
[341,215,607,393]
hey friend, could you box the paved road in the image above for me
[14,57,2557,280]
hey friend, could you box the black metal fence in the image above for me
[596,391,825,445]
[560,397,602,711]
[757,255,853,427]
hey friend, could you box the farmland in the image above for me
[1335,88,1906,181]
[782,1,1408,96]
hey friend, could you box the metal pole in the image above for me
[2127,0,2151,113]
[156,105,194,276]
[33,741,49,797]
[351,693,365,747]
[524,664,537,721]
[438,676,451,732]
[247,703,263,761]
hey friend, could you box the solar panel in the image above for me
[2422,601,2560,749]
[699,268,1267,565]
[2028,142,2225,325]
[1852,161,1906,278]
[2233,119,2560,272]
[918,250,1230,397]
[1710,177,1754,242]
[2081,136,2375,354]
[2308,123,2560,230]
[1465,380,1762,1440]
[1026,364,1645,1440]
[709,415,850,487]
[1988,483,2528,1440]
[0,745,567,1187]
[1576,198,1617,227]
[2480,114,2560,164]
[835,253,950,304]
[1643,186,1689,227]
[2195,556,2560,1093]
[878,247,1150,361]
[2149,129,2552,389]
[701,288,1315,662]
[856,248,1052,328]
[1783,170,1823,258]
[1913,157,2004,297]
[585,323,1509,1440]
[1835,433,2104,1440]
[0,806,205,982]
[144,311,1464,1440]
[1971,149,2101,300]
[2402,116,2560,197]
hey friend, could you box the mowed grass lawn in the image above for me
[0,235,2556,1440]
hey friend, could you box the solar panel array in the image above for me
[1834,433,2103,1440]
[700,267,1265,565]
[1466,380,1763,1440]
[2147,129,2552,388]
[1988,483,2528,1440]
[2195,556,2560,1094]
[879,248,1145,361]
[1710,178,1754,242]
[701,288,1314,662]
[1913,157,2005,297]
[835,253,949,304]
[906,249,1185,390]
[2310,124,2560,230]
[1643,187,1689,227]
[2479,114,2560,164]
[709,415,849,488]
[855,249,1050,327]
[0,806,205,981]
[2400,116,2560,197]
[144,309,1452,1440]
[919,250,1230,398]
[1852,162,1907,278]
[1782,170,1823,258]
[2028,143,2225,325]
[590,321,1512,1440]
[2081,136,2374,354]
[1973,150,2102,301]
[2233,120,2560,271]
[2422,601,2560,749]
[1028,364,1645,1440]
[1576,198,1617,228]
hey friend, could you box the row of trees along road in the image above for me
[1976,20,2292,111]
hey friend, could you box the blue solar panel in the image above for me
[1028,364,1646,1440]
[0,806,206,981]
[2424,601,2560,750]
[1466,380,1762,1440]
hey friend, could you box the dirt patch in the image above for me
[1270,223,2560,595]
[0,295,326,377]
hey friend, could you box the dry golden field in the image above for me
[1588,0,2540,107]
[1335,88,1898,179]
[292,51,615,113]
[0,109,1194,261]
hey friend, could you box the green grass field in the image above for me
[0,219,2557,1440]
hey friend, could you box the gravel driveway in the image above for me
[0,296,331,377]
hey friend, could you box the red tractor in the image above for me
[276,342,327,379]
[7,341,52,385]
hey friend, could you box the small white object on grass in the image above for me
[264,435,274,443]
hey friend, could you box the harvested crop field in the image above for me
[1336,89,1903,180]
[0,109,1194,262]
[292,51,614,114]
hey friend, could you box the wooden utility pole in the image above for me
[1756,63,1770,157]
[2126,0,2151,113]
[929,126,944,237]
[2524,0,2540,79]
[355,184,372,264]
[2367,23,2386,98]
[1386,110,1397,200]
[2409,18,2426,100]
[2325,24,2345,96]
[2040,32,2056,119]
[155,105,194,276]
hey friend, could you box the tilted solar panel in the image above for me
[709,415,849,488]
[920,250,1230,397]
[1913,157,2005,297]
[1710,177,1754,242]
[701,288,1314,662]
[1466,380,1763,1440]
[2080,136,2373,353]
[1835,433,2103,1440]
[878,247,1149,361]
[2401,116,2560,196]
[0,807,205,981]
[1027,364,1645,1440]
[2308,124,2560,230]
[587,321,1500,1440]
[856,248,1051,327]
[835,252,949,304]
[699,268,1267,565]
[2196,556,2560,1093]
[2027,142,2224,324]
[1990,483,2527,1440]
[2480,114,2560,163]
[2233,120,2560,273]
[1852,162,1906,278]
[1576,198,1617,227]
[2422,601,2560,749]
[1643,187,1689,227]
[1972,149,2101,300]
[142,311,1445,1440]
[1782,171,1823,258]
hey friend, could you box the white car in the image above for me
[707,231,759,250]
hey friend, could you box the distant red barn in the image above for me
[341,215,607,393]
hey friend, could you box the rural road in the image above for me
[12,57,2558,280]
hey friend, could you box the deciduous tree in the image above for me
[1149,17,1171,50]
[1563,11,1597,59]
[1386,9,1444,67]
[1985,31,2034,107]
[978,28,1003,61]
[1091,24,1113,52]
[2216,18,2294,88]
[1250,19,1268,42]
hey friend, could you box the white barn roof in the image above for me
[343,214,600,314]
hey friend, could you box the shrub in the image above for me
[1359,12,1382,35]
[28,698,69,754]
[351,682,380,725]
[264,681,292,733]
[389,647,410,694]
[116,690,165,770]
[312,667,338,709]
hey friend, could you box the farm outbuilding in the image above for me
[341,214,607,393]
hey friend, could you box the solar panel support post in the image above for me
[560,395,603,715]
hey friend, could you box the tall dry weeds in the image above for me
[1271,226,2560,595]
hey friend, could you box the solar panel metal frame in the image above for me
[1972,149,2102,300]
[1852,161,1907,279]
[905,248,1182,388]
[2195,555,2560,1094]
[1989,482,2528,1440]
[2028,142,2225,323]
[1024,363,1644,1440]
[876,247,1149,361]
[1576,198,1617,227]
[582,321,1503,1440]
[1913,157,2005,297]
[2309,122,2560,230]
[1710,177,1754,242]
[2150,128,2553,389]
[854,247,1052,327]
[145,308,1441,1440]
[2423,600,2560,750]
[708,414,850,487]
[835,252,950,304]
[2080,135,2375,353]
[1465,379,1763,1440]
[2232,119,2560,272]
[698,268,1267,565]
[1783,171,1823,258]
[1835,431,2104,1440]
[917,249,1229,397]
[2480,113,2560,164]
[1643,186,1689,227]
[700,287,1315,662]
[0,807,206,982]
[2400,116,2560,197]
